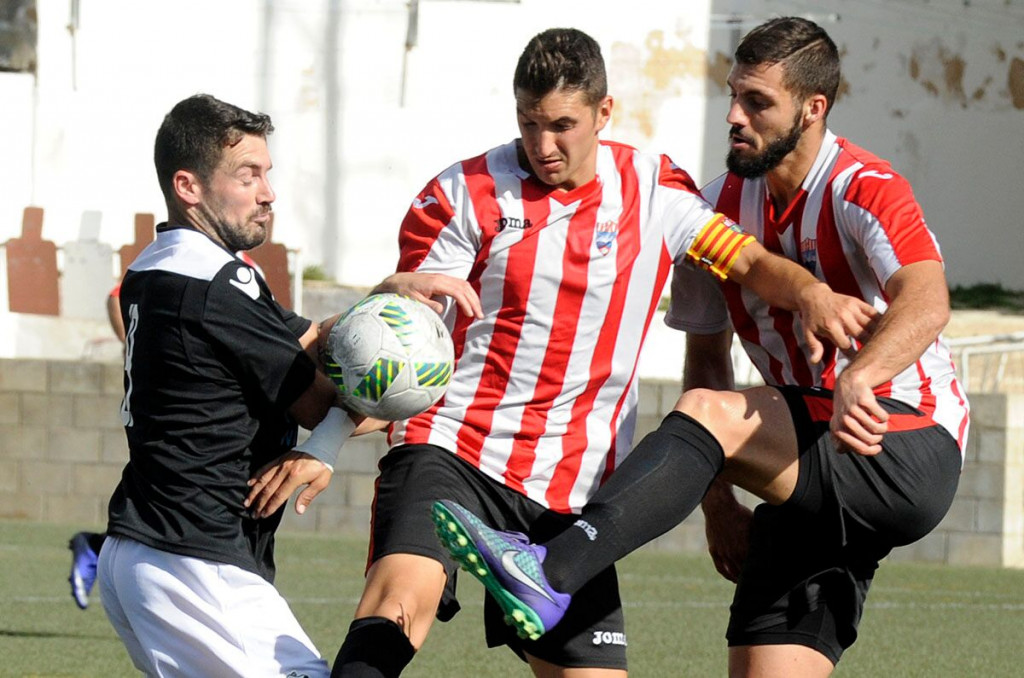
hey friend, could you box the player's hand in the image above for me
[373,272,483,319]
[701,480,752,583]
[245,451,333,518]
[797,283,879,363]
[830,370,888,455]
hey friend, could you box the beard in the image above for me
[222,215,268,252]
[726,114,803,178]
[197,202,269,252]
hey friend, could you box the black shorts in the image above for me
[726,385,963,664]
[370,444,628,670]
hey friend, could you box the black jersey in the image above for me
[106,224,316,582]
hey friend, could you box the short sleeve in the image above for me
[203,262,317,410]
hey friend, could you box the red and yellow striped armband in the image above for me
[685,214,756,280]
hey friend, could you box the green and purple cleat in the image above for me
[431,500,570,641]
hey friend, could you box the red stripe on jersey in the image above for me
[768,192,818,386]
[949,371,970,449]
[398,155,495,454]
[819,158,871,300]
[715,179,788,384]
[397,178,458,272]
[657,154,701,193]
[803,393,833,423]
[544,148,654,510]
[505,184,604,493]
[452,157,536,471]
[839,140,942,266]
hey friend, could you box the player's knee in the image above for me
[672,388,726,428]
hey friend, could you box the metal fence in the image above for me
[949,331,1024,393]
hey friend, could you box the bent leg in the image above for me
[353,553,448,650]
[677,386,801,505]
[331,553,445,677]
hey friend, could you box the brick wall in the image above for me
[2,358,1021,568]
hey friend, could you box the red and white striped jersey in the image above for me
[389,139,745,512]
[668,130,970,452]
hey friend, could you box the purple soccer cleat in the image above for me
[68,532,99,610]
[431,500,570,640]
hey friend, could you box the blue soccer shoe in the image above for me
[431,500,570,640]
[68,532,99,610]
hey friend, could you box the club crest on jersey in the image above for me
[595,219,618,256]
[799,238,818,273]
[229,266,261,300]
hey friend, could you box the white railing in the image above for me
[948,331,1024,393]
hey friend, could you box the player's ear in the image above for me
[173,170,203,207]
[804,94,828,126]
[595,95,613,133]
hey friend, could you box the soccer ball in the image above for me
[325,293,454,420]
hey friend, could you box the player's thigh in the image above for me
[677,385,800,504]
[97,537,153,674]
[100,536,328,678]
[729,643,835,678]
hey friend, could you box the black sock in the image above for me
[88,533,106,554]
[541,411,724,594]
[330,616,415,678]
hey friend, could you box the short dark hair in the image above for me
[153,94,274,203]
[513,28,607,106]
[735,17,840,115]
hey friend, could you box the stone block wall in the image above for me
[2,357,1021,569]
[0,358,126,526]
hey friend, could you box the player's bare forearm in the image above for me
[683,330,735,392]
[728,243,878,360]
[701,478,752,582]
[839,260,949,389]
[830,261,949,456]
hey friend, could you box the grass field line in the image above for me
[10,594,1024,613]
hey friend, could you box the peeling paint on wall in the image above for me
[707,51,731,90]
[1010,57,1024,109]
[909,40,969,106]
[909,37,1024,110]
[609,29,705,141]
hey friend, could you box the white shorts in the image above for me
[98,535,328,678]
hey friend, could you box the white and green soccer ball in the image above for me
[326,293,454,421]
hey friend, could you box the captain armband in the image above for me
[293,407,357,472]
[685,214,756,280]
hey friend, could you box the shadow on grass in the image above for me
[0,628,114,640]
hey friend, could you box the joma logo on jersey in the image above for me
[495,216,533,232]
[592,630,628,646]
[800,237,818,273]
[595,219,618,255]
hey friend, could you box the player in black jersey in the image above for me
[97,94,346,677]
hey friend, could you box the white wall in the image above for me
[1,0,1021,292]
